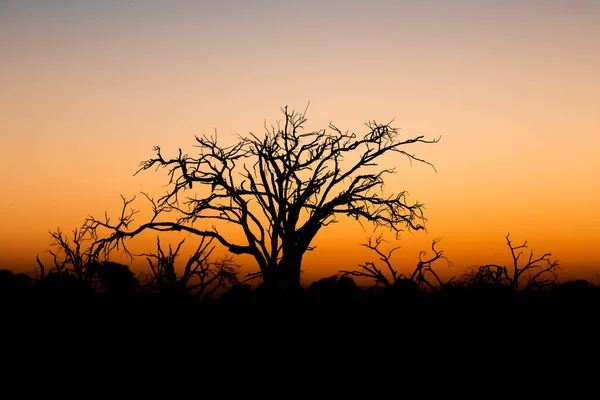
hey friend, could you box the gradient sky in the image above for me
[1,0,599,284]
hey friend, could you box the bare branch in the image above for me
[341,236,452,291]
[136,235,240,299]
[464,233,559,291]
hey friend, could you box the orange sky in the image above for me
[1,0,599,284]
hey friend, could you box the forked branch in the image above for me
[465,233,559,291]
[341,235,453,291]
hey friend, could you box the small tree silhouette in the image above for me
[36,225,102,283]
[341,234,454,292]
[465,233,559,291]
[138,235,239,300]
[85,105,439,293]
[36,221,138,294]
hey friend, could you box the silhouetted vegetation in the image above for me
[3,106,598,334]
[464,233,559,291]
[4,231,597,320]
[340,234,454,291]
[137,235,240,300]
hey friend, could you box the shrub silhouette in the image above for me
[219,283,256,309]
[0,269,33,300]
[548,279,594,305]
[36,272,95,303]
[0,269,17,291]
[308,275,362,305]
[87,261,137,294]
[387,278,421,298]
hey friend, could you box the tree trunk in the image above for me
[283,260,302,292]
[261,265,284,293]
[260,255,303,294]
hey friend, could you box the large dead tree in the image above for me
[85,105,439,292]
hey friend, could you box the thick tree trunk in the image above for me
[261,265,284,293]
[260,254,303,294]
[285,258,302,291]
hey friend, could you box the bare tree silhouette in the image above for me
[36,222,137,295]
[36,225,101,283]
[341,234,454,292]
[465,233,559,291]
[85,105,440,293]
[138,235,240,300]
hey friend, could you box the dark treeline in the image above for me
[3,229,596,330]
[2,261,598,367]
[1,265,598,319]
[2,263,596,371]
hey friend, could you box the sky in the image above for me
[1,0,599,285]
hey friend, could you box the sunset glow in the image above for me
[1,0,599,285]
